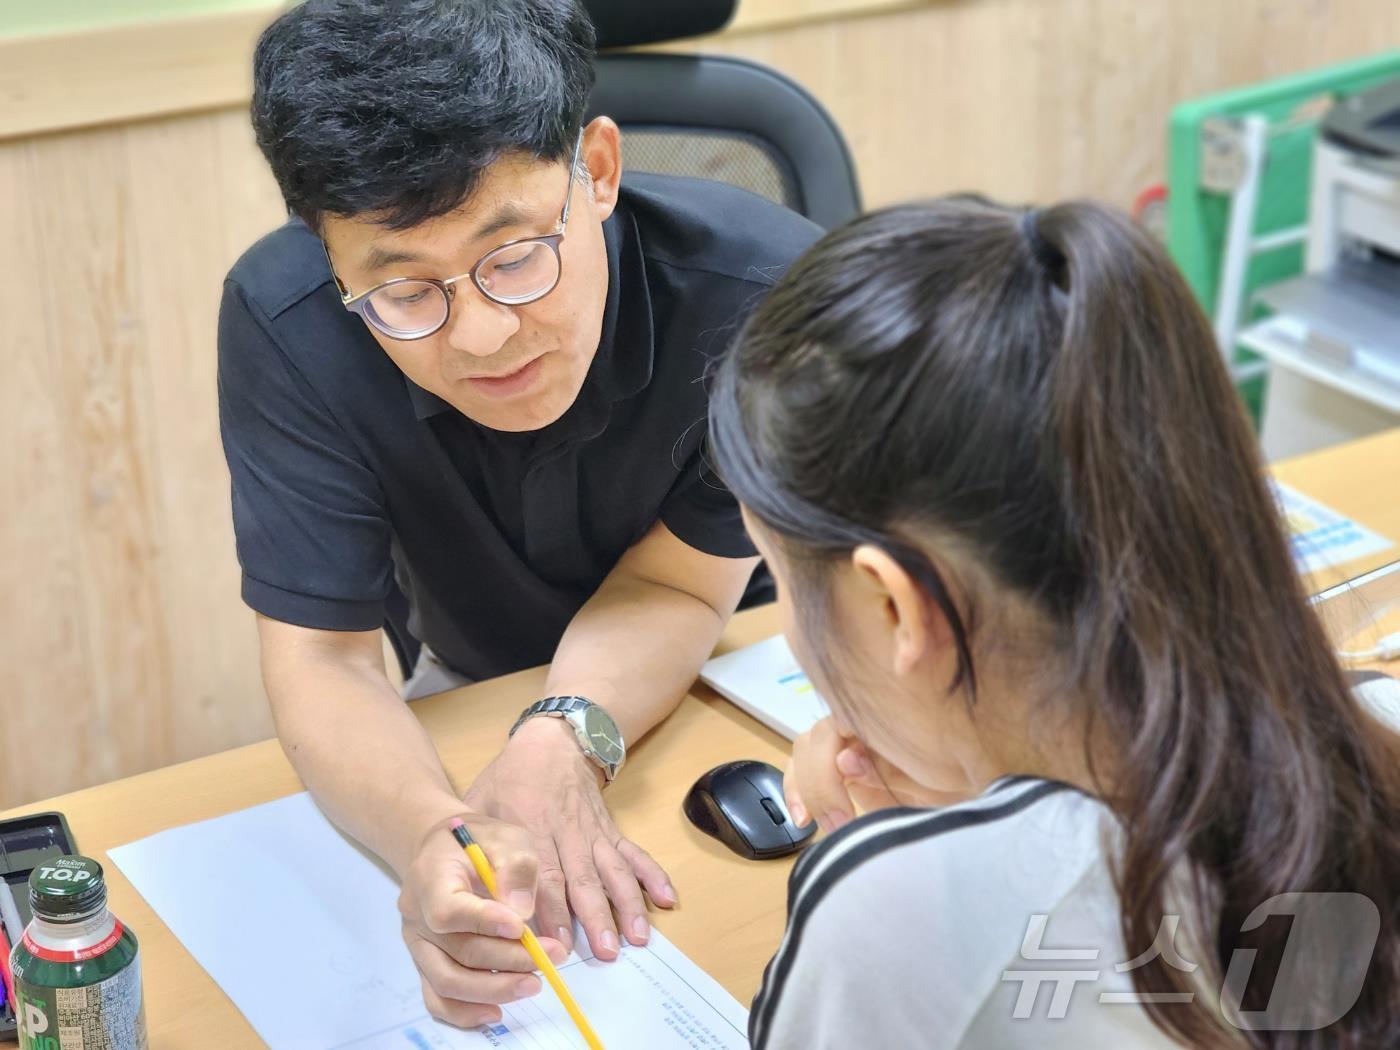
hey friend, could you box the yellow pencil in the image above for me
[449,818,605,1050]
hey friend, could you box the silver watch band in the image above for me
[509,695,590,736]
[509,695,624,781]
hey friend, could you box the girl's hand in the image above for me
[784,716,973,833]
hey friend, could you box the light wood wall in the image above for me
[0,111,286,807]
[2,0,1398,807]
[675,0,1400,208]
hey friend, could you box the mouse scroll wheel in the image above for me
[760,798,786,825]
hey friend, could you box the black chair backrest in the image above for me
[586,52,861,229]
[588,0,736,48]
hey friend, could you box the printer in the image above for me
[1246,77,1400,456]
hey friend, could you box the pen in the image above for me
[0,913,14,1015]
[0,880,21,950]
[449,819,604,1050]
[0,879,20,1011]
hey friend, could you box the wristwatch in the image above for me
[509,696,626,782]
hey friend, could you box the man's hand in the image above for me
[256,617,575,1027]
[785,716,972,833]
[398,812,570,1029]
[462,716,676,961]
[397,520,741,1022]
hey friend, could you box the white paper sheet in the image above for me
[108,794,749,1050]
[699,635,828,740]
[1273,481,1393,574]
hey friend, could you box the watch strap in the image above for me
[509,695,591,736]
[509,695,625,781]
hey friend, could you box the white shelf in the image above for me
[1240,315,1400,417]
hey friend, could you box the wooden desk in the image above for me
[1271,428,1400,590]
[1272,428,1400,656]
[1,607,787,1049]
[4,429,1399,1048]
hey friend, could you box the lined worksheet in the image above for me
[109,793,749,1049]
[333,933,746,1049]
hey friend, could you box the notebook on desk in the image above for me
[699,635,828,740]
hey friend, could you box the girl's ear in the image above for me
[850,544,946,677]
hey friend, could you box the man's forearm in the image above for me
[541,570,742,747]
[259,622,466,875]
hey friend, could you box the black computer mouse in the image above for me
[683,760,817,860]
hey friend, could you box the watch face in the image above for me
[581,705,625,766]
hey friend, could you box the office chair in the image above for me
[385,1,862,681]
[585,0,862,229]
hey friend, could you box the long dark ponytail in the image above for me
[709,195,1400,1047]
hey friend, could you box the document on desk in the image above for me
[108,793,750,1050]
[1273,481,1392,574]
[700,634,828,740]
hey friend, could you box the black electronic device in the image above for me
[1321,76,1400,159]
[0,812,77,1038]
[683,760,816,860]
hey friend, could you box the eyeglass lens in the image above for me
[362,240,561,338]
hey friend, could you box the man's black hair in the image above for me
[251,0,597,231]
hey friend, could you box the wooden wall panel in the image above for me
[0,141,104,806]
[2,0,1399,806]
[122,110,283,765]
[20,127,174,794]
[0,1,927,141]
[682,0,1400,210]
[0,113,285,807]
[0,11,265,141]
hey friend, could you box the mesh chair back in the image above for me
[588,53,861,228]
[619,127,799,210]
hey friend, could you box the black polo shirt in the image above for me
[217,174,821,681]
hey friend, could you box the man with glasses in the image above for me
[217,0,819,1030]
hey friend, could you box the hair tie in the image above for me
[1020,208,1064,274]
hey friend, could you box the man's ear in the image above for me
[850,544,943,677]
[580,116,622,221]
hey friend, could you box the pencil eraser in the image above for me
[449,818,464,831]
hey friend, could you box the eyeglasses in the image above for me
[324,130,585,341]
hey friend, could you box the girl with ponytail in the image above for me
[710,196,1400,1048]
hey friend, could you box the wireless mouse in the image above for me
[683,760,817,860]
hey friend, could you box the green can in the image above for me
[8,856,148,1050]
